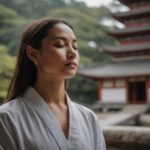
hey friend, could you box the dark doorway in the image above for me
[128,81,146,104]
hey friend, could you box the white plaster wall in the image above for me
[102,88,126,103]
[115,80,125,87]
[103,80,113,87]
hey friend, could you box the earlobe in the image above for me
[26,45,38,65]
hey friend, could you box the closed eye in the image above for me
[54,44,65,48]
[73,42,78,51]
[73,46,78,51]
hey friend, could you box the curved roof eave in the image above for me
[78,58,150,79]
[103,42,150,53]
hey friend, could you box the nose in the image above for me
[67,46,77,59]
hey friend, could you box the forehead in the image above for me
[47,23,76,39]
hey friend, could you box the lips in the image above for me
[65,62,77,68]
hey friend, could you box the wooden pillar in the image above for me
[98,80,103,102]
[126,79,129,104]
[146,79,149,103]
[133,82,137,104]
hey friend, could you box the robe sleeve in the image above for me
[0,114,18,150]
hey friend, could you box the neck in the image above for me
[34,79,66,105]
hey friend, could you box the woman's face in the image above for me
[35,23,79,81]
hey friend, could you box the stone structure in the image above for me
[97,104,150,149]
[103,125,150,150]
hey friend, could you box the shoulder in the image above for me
[72,102,98,124]
[72,102,105,143]
[73,102,96,116]
[0,97,24,119]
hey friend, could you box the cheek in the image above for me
[77,52,80,63]
[41,49,63,60]
[37,52,52,67]
[43,51,65,67]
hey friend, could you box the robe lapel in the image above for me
[66,94,82,149]
[23,87,69,150]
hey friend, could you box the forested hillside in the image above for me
[0,0,114,104]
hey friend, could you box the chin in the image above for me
[65,73,76,79]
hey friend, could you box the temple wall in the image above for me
[102,88,126,103]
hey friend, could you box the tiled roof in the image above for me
[107,26,150,37]
[112,8,150,20]
[78,58,150,78]
[119,0,149,5]
[103,42,150,53]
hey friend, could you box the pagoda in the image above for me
[79,0,150,104]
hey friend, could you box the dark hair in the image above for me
[5,18,73,102]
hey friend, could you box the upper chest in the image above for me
[48,104,69,139]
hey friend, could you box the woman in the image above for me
[0,18,106,150]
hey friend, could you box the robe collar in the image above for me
[23,87,81,150]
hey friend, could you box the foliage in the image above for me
[0,4,27,55]
[67,75,98,104]
[0,45,16,103]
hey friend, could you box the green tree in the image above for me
[0,4,26,55]
[0,44,15,103]
[0,0,66,18]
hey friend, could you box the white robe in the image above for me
[0,87,106,150]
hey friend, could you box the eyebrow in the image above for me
[49,36,77,42]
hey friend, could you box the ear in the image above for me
[26,45,39,65]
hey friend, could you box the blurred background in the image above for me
[0,0,117,104]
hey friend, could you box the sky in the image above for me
[76,0,113,7]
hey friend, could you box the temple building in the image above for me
[79,0,150,104]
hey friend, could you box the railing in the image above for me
[103,125,150,150]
